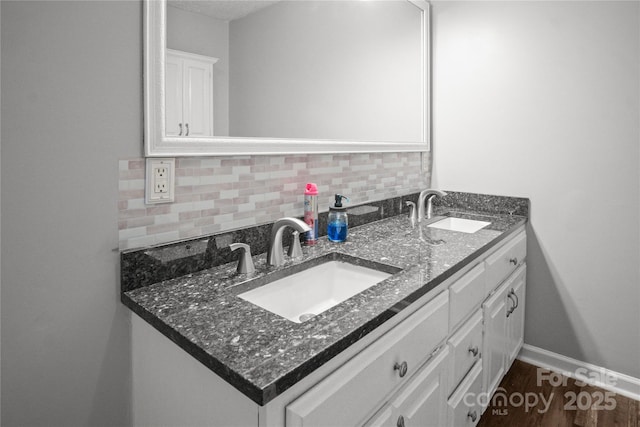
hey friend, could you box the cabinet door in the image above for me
[182,58,213,137]
[506,267,526,368]
[448,362,483,427]
[482,282,508,400]
[391,348,449,427]
[165,53,183,137]
[363,405,395,427]
[447,310,483,397]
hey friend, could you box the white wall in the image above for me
[1,1,141,425]
[432,1,640,378]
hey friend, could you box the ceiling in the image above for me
[168,0,281,22]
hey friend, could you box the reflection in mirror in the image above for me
[144,0,430,156]
[167,0,423,141]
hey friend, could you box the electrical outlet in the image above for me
[146,158,175,204]
[155,167,168,180]
[155,181,168,194]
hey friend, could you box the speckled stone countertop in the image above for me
[122,192,528,406]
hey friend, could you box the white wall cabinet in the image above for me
[165,49,216,137]
[130,228,526,427]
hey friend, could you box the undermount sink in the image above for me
[427,217,491,234]
[238,256,399,323]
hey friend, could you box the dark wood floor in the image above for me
[478,360,639,427]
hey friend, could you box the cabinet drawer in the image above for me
[485,231,526,294]
[447,310,483,397]
[364,347,450,427]
[449,262,486,330]
[286,291,449,427]
[448,361,483,427]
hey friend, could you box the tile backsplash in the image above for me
[118,152,431,250]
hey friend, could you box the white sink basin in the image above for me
[427,217,490,234]
[238,260,393,323]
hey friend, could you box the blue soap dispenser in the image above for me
[328,194,349,242]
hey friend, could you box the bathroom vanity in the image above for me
[122,192,528,426]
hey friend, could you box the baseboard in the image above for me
[517,344,640,401]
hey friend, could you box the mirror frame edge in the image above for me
[143,0,431,157]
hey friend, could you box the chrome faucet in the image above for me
[267,217,311,267]
[417,189,447,222]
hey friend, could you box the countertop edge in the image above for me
[121,293,266,405]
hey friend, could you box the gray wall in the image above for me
[432,1,640,378]
[229,1,423,141]
[1,0,638,425]
[1,1,141,425]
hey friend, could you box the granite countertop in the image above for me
[122,201,527,406]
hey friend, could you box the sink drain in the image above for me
[298,313,316,322]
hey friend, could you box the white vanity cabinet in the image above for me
[165,49,216,138]
[286,291,449,427]
[130,227,527,427]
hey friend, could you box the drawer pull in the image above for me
[468,410,478,422]
[509,257,518,265]
[393,361,408,378]
[510,288,519,309]
[506,288,519,318]
[397,415,405,427]
[468,346,479,358]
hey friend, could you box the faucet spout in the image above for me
[417,189,447,222]
[267,217,311,267]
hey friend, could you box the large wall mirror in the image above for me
[144,0,430,156]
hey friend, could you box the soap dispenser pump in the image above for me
[327,194,349,242]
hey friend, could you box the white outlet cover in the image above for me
[145,158,175,204]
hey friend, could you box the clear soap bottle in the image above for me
[327,194,349,243]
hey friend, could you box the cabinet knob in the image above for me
[468,346,479,358]
[393,361,408,378]
[468,410,478,422]
[397,415,405,427]
[509,257,518,265]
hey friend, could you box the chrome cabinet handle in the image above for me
[507,292,516,317]
[506,288,520,317]
[397,415,405,427]
[394,361,408,378]
[511,288,519,309]
[509,257,518,265]
[178,123,183,136]
[185,123,189,136]
[469,346,479,358]
[468,410,478,422]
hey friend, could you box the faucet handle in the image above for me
[287,231,303,259]
[405,201,417,226]
[229,243,255,274]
